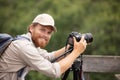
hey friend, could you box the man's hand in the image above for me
[73,35,87,56]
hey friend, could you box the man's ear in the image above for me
[28,24,34,33]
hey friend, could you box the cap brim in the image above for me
[39,23,57,32]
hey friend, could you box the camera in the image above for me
[51,31,93,63]
[68,31,93,46]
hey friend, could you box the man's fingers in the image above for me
[80,36,85,42]
[80,36,87,46]
[73,37,76,43]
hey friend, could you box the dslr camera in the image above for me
[67,31,93,46]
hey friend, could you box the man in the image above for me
[0,13,87,80]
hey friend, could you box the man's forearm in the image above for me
[58,50,80,74]
[54,47,66,58]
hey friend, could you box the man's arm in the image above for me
[53,46,68,58]
[56,36,87,74]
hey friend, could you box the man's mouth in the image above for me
[40,38,48,42]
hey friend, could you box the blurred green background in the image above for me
[0,0,120,80]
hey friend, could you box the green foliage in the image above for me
[0,0,120,80]
[26,71,54,80]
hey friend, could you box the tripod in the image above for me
[61,55,84,80]
[51,47,85,80]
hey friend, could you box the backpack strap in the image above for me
[17,66,26,77]
[0,34,30,57]
[13,35,30,78]
[0,34,13,56]
[14,35,30,79]
[14,35,30,41]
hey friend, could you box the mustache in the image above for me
[40,36,49,41]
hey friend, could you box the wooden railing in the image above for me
[81,55,120,80]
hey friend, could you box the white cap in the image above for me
[32,13,57,32]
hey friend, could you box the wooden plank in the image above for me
[79,55,120,73]
[115,74,120,80]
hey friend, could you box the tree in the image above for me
[0,0,120,80]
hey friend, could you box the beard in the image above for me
[32,37,48,48]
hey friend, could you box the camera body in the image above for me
[68,31,93,46]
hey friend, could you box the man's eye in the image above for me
[40,29,45,32]
[48,32,52,35]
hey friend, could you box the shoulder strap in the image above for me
[14,35,30,41]
[0,34,13,56]
[0,34,30,57]
[17,66,26,77]
[15,36,30,79]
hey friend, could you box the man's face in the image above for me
[29,24,53,48]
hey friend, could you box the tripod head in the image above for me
[72,55,83,71]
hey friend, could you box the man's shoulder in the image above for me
[12,32,32,46]
[11,38,31,48]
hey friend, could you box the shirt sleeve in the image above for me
[37,47,56,61]
[12,40,61,78]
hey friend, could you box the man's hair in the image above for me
[28,23,39,32]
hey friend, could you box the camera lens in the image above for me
[83,33,93,43]
[68,32,93,46]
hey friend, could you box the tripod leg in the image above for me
[61,69,70,80]
[78,70,82,80]
[73,69,84,80]
[79,71,85,80]
[73,70,81,80]
[73,70,77,80]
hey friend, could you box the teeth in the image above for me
[41,38,44,40]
